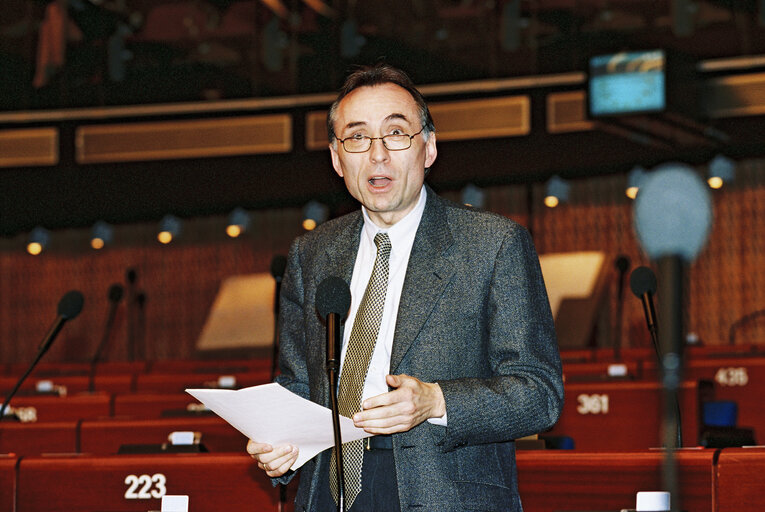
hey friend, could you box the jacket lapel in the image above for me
[322,212,363,286]
[390,188,455,373]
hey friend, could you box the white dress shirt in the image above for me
[339,185,447,425]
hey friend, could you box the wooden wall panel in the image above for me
[0,127,58,167]
[76,115,292,164]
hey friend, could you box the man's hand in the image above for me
[352,374,446,434]
[246,440,298,477]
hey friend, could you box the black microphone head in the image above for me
[270,255,287,281]
[126,267,137,284]
[57,290,84,320]
[615,255,630,274]
[108,283,124,303]
[316,277,351,321]
[630,266,657,297]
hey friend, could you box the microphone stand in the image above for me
[657,256,684,512]
[613,256,629,361]
[643,290,683,450]
[326,312,345,512]
[89,295,121,393]
[1,315,68,420]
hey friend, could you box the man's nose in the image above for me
[369,137,390,162]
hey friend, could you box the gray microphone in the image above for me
[633,162,713,261]
[632,163,713,504]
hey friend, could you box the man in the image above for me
[248,63,563,511]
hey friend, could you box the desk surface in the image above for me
[0,421,78,456]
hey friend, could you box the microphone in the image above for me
[613,255,630,359]
[1,290,84,420]
[89,284,124,392]
[125,268,137,361]
[316,276,351,370]
[630,265,659,356]
[633,164,712,503]
[315,276,351,512]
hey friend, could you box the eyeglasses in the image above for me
[337,127,425,153]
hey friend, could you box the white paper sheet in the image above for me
[186,383,372,469]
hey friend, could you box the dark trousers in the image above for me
[315,449,401,512]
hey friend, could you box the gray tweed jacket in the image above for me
[275,186,563,512]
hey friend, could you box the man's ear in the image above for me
[329,143,344,178]
[424,132,437,169]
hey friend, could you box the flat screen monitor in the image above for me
[588,50,666,116]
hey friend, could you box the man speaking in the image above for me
[248,63,564,512]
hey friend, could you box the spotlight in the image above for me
[90,220,113,250]
[707,154,735,189]
[544,175,570,208]
[302,200,328,231]
[157,214,182,244]
[27,226,50,255]
[461,183,485,208]
[626,166,647,200]
[226,207,250,238]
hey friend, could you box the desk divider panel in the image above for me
[7,393,112,422]
[516,449,716,512]
[0,421,78,456]
[0,455,17,512]
[147,358,271,374]
[716,447,765,512]
[644,356,765,443]
[134,371,271,393]
[79,416,247,455]
[113,393,206,419]
[544,379,709,450]
[16,453,294,512]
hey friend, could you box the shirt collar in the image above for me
[361,185,427,253]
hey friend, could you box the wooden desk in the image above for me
[148,358,271,374]
[113,393,204,419]
[3,361,147,377]
[134,371,271,393]
[715,447,765,512]
[562,361,642,382]
[80,417,247,455]
[0,375,134,395]
[8,393,111,421]
[0,421,78,456]
[544,380,709,450]
[644,357,765,442]
[0,454,17,512]
[16,453,294,512]
[516,449,715,512]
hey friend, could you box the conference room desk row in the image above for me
[2,379,716,453]
[560,344,765,364]
[563,355,765,445]
[0,379,709,457]
[0,416,249,457]
[2,448,765,512]
[0,369,273,396]
[1,358,272,378]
